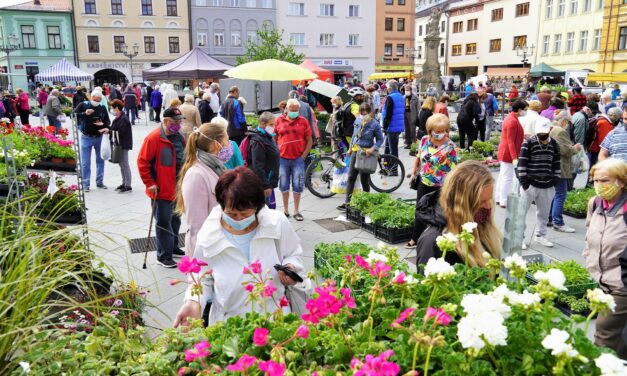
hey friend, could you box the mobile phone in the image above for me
[273,264,304,283]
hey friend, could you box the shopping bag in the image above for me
[100,136,111,160]
[576,150,589,174]
[330,156,362,194]
[354,149,378,174]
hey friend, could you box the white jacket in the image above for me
[184,206,304,325]
[519,110,540,139]
[163,84,179,110]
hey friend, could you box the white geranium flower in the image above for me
[19,362,30,373]
[542,329,580,358]
[365,251,388,264]
[533,269,567,291]
[509,291,542,310]
[461,293,512,318]
[435,233,458,253]
[457,311,508,350]
[376,241,387,250]
[462,222,478,233]
[504,254,528,271]
[404,273,418,285]
[489,284,515,303]
[423,257,457,281]
[594,353,627,376]
[587,288,617,313]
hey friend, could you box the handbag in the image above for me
[409,174,419,190]
[109,131,123,164]
[354,149,378,174]
[273,239,313,316]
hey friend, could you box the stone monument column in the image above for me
[420,8,443,95]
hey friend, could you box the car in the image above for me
[61,86,77,98]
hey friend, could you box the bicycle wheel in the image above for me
[305,156,337,198]
[370,154,405,193]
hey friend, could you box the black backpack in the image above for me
[584,116,600,150]
[340,101,356,138]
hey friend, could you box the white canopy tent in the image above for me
[35,58,93,82]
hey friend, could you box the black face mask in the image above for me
[537,133,550,141]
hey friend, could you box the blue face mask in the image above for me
[288,111,299,119]
[222,212,256,231]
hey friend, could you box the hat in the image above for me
[163,107,184,120]
[535,117,552,134]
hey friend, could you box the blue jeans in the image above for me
[154,199,181,262]
[125,107,136,125]
[551,178,569,226]
[80,134,105,188]
[384,132,400,158]
[279,157,305,193]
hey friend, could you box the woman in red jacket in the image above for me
[15,88,30,126]
[495,99,527,207]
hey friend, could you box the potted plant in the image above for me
[49,143,65,164]
[564,187,596,218]
[58,146,76,165]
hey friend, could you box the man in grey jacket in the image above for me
[44,89,63,134]
[569,104,596,188]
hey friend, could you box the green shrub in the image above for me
[471,140,495,156]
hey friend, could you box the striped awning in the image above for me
[35,58,94,82]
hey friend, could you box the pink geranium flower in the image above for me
[226,354,257,372]
[252,327,269,346]
[263,282,277,297]
[245,284,254,293]
[258,360,286,376]
[184,340,211,362]
[350,350,400,376]
[295,324,309,339]
[392,307,416,326]
[370,261,391,278]
[340,288,356,309]
[392,272,405,284]
[425,307,452,326]
[354,254,370,269]
[178,256,208,274]
[301,284,350,324]
[279,296,289,307]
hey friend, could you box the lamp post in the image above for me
[0,34,20,91]
[121,42,139,84]
[515,44,535,68]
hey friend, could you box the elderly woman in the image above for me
[15,88,30,126]
[583,158,627,359]
[173,167,304,326]
[415,161,502,267]
[417,96,436,140]
[198,92,215,123]
[406,114,458,249]
[549,110,583,232]
[179,94,202,139]
[244,111,280,208]
[109,99,133,192]
[44,89,63,134]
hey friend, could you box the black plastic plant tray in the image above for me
[374,224,413,244]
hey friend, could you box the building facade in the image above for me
[598,0,627,73]
[275,0,375,82]
[447,0,539,80]
[374,0,415,75]
[414,0,451,78]
[190,0,275,66]
[72,0,190,85]
[535,0,604,71]
[0,0,75,91]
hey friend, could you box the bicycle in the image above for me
[305,137,405,198]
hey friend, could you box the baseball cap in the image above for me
[163,107,184,120]
[535,117,552,134]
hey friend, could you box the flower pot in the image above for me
[51,157,63,164]
[65,158,76,166]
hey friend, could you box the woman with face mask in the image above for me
[173,167,304,327]
[583,158,627,359]
[243,112,280,209]
[405,114,458,249]
[415,161,502,268]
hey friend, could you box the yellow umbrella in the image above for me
[224,59,318,81]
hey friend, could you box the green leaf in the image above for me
[222,335,240,359]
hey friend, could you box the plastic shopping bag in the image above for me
[576,150,589,174]
[330,156,362,194]
[100,137,111,161]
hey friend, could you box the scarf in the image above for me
[197,150,226,176]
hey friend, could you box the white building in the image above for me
[414,0,458,80]
[275,0,375,82]
[447,0,539,81]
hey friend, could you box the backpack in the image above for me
[584,116,599,150]
[239,134,266,167]
[339,101,356,138]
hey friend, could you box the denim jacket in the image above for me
[350,117,384,150]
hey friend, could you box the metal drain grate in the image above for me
[313,218,360,233]
[128,233,186,254]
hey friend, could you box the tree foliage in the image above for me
[236,24,305,65]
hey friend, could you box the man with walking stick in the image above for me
[137,108,186,268]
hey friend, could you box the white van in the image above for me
[564,71,603,94]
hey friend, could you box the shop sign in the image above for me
[312,59,352,67]
[14,64,24,70]
[25,61,38,65]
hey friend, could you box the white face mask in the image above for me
[519,110,527,117]
[432,132,446,141]
[90,100,100,107]
[265,125,274,134]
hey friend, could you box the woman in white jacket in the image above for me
[174,167,303,326]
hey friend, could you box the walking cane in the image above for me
[142,194,158,269]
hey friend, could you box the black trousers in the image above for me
[18,109,30,126]
[411,181,440,242]
[457,117,477,149]
[477,118,487,141]
[154,107,161,122]
[345,153,370,203]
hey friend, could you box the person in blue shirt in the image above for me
[612,84,621,100]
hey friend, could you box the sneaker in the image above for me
[547,221,553,227]
[336,203,347,211]
[533,235,554,247]
[554,224,575,233]
[115,185,124,191]
[157,258,177,268]
[172,248,185,257]
[97,184,108,189]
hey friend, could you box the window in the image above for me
[230,0,239,6]
[348,5,359,17]
[85,0,96,13]
[141,0,153,15]
[570,0,577,14]
[396,43,404,56]
[416,46,422,59]
[212,0,223,4]
[319,33,334,46]
[418,25,422,36]
[348,34,359,46]
[619,27,627,50]
[21,25,35,48]
[516,2,529,16]
[288,2,304,15]
[441,20,445,32]
[579,30,588,51]
[111,0,123,14]
[319,3,334,16]
[453,21,462,33]
[113,35,125,53]
[247,31,256,44]
[398,0,405,4]
[546,0,553,18]
[289,33,304,45]
[513,35,527,49]
[169,36,180,52]
[245,0,255,6]
[167,0,177,16]
[598,0,603,9]
[452,44,462,56]
[466,43,477,54]
[385,18,393,31]
[554,34,562,53]
[593,28,601,50]
[87,35,99,53]
[385,0,392,4]
[440,43,444,57]
[583,0,592,11]
[558,0,565,16]
[260,0,271,8]
[397,18,405,31]
[197,33,207,46]
[45,26,61,49]
[491,8,503,21]
[231,31,241,47]
[143,36,155,52]
[490,38,501,52]
[566,31,574,52]
[543,35,550,54]
[467,19,478,31]
[384,43,392,56]
[214,32,224,46]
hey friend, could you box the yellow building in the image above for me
[598,0,627,73]
[71,0,190,85]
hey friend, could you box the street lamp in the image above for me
[121,42,139,83]
[0,34,20,91]
[516,44,535,68]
